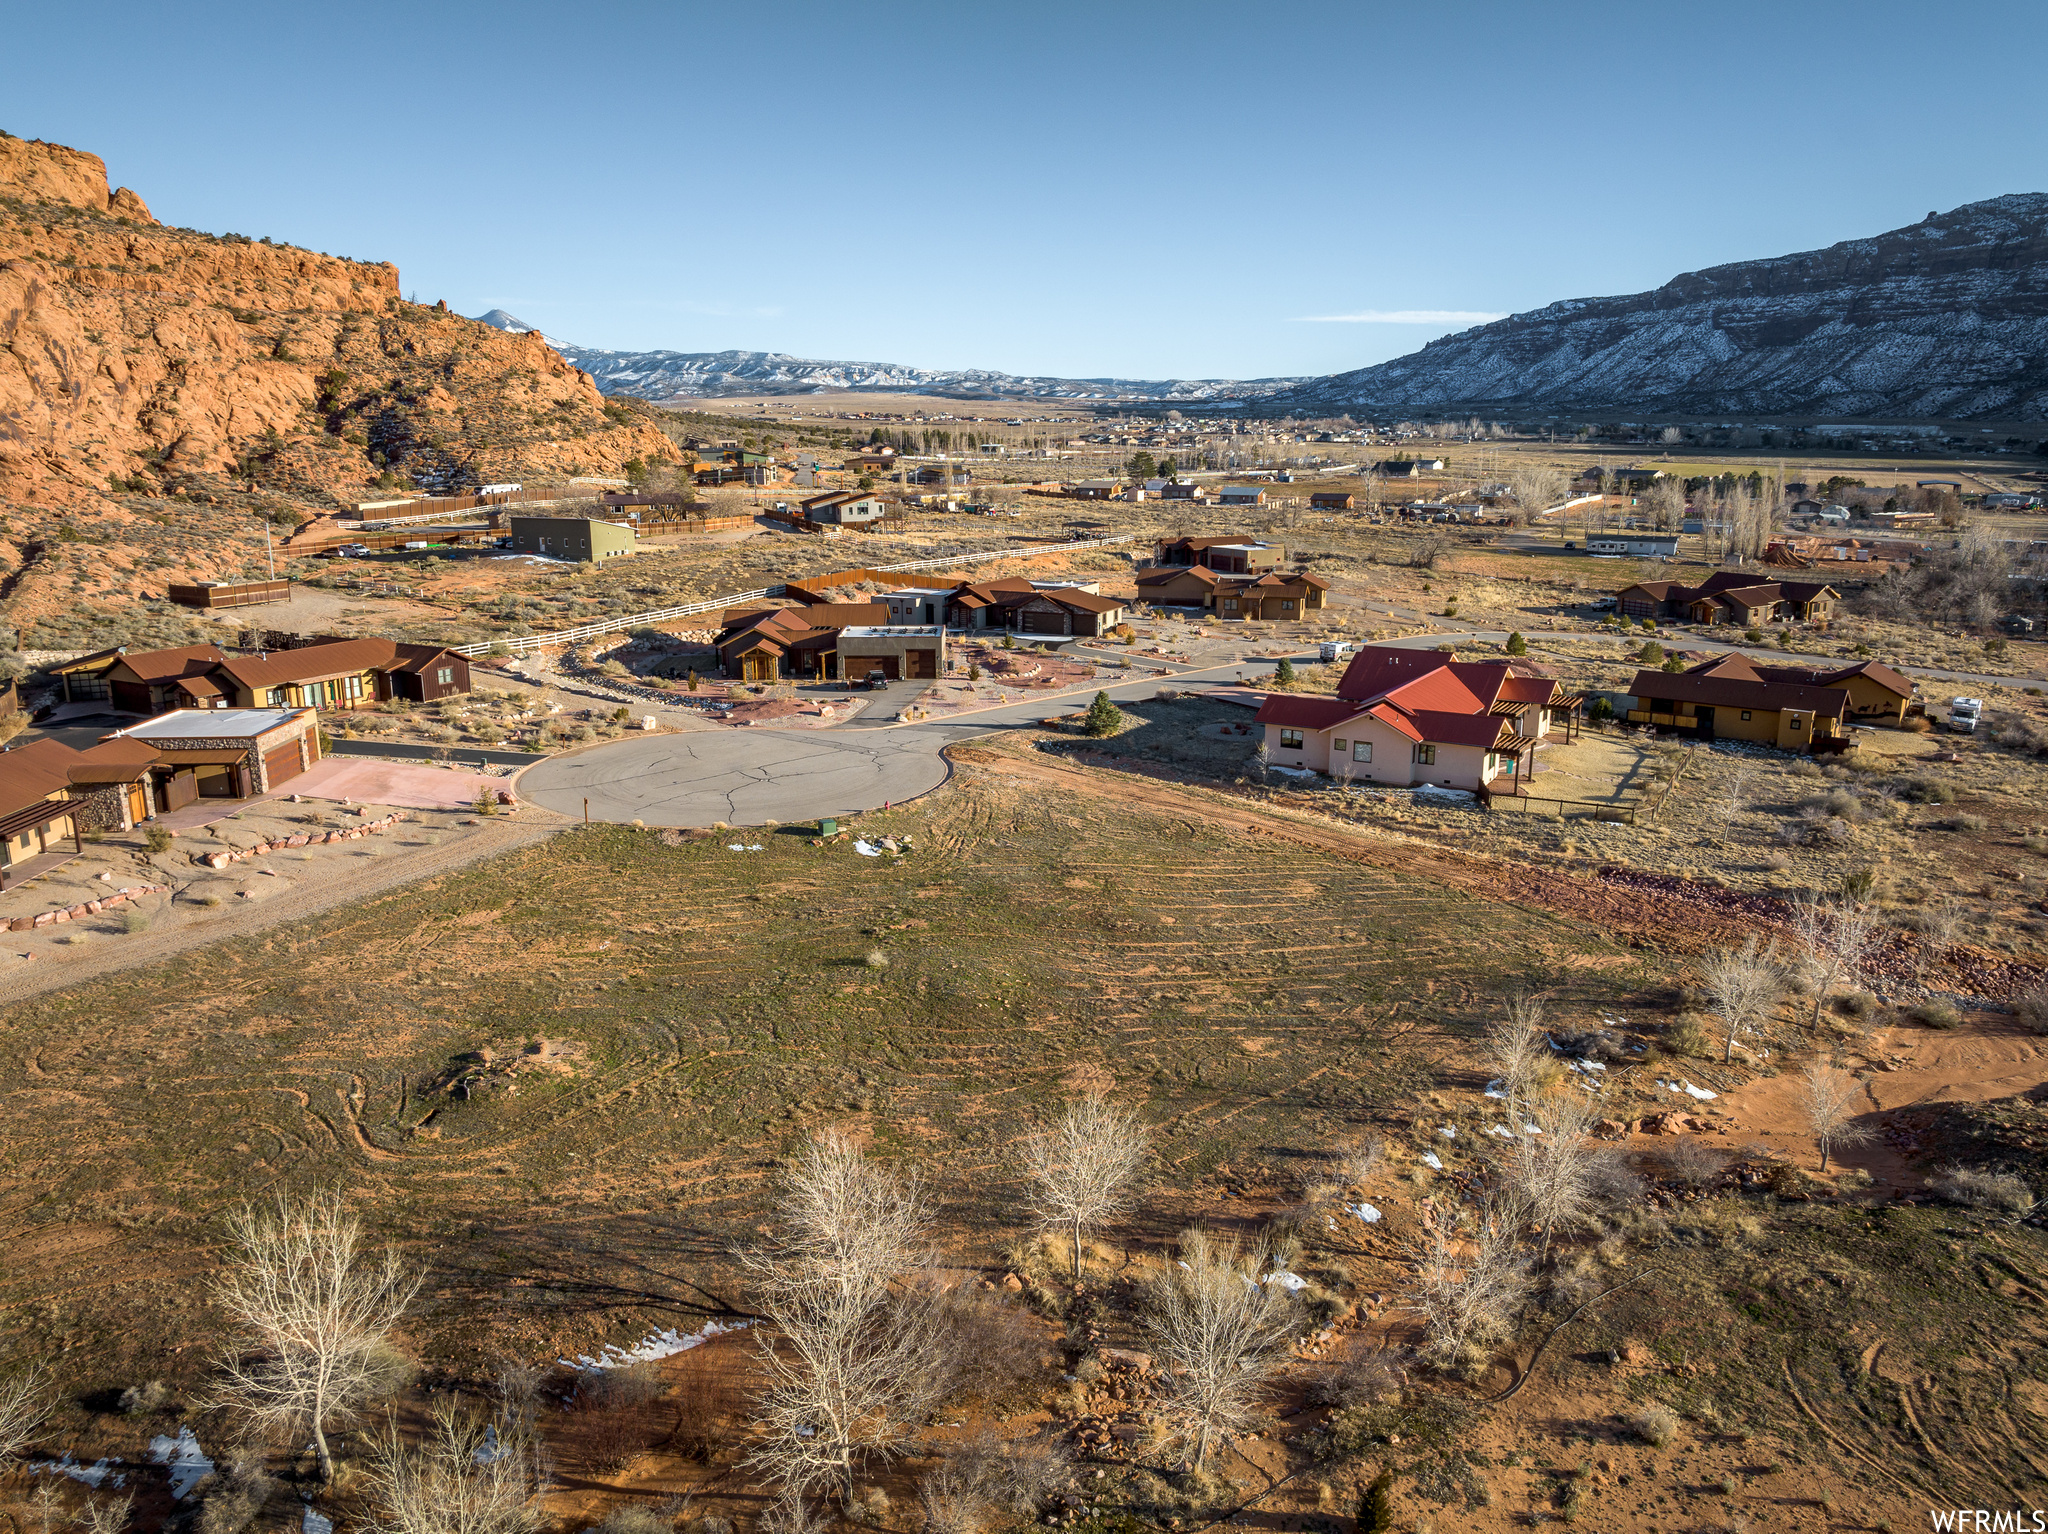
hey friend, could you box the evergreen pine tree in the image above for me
[1083,691,1123,737]
[1505,631,1528,655]
[1274,657,1297,686]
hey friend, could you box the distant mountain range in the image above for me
[1267,194,2048,421]
[470,313,1307,403]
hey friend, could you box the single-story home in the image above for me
[1153,537,1284,573]
[1212,572,1329,621]
[1309,492,1355,510]
[1665,653,1913,724]
[1217,486,1267,507]
[801,491,889,525]
[716,603,890,681]
[1586,534,1679,557]
[1614,572,1839,625]
[54,639,471,714]
[1068,480,1126,500]
[1624,655,1849,749]
[1253,652,1572,792]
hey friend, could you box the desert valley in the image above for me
[0,47,2045,1534]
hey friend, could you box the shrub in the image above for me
[1504,631,1527,655]
[1665,1014,1714,1059]
[1911,1000,1961,1029]
[122,909,150,935]
[1940,813,1988,833]
[1836,991,1877,1018]
[1933,1167,2036,1213]
[144,824,173,854]
[1627,1403,1679,1447]
[119,1379,172,1416]
[1638,641,1665,665]
[595,1510,673,1534]
[1082,691,1123,738]
[1900,777,1955,804]
[2018,985,2048,1036]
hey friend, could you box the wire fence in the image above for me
[450,533,1139,657]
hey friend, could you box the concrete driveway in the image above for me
[516,662,1278,828]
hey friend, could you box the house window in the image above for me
[1221,599,1238,611]
[1281,600,1295,611]
[436,667,453,686]
[266,688,284,707]
[1740,710,1752,721]
[1279,729,1304,750]
[1790,716,1803,731]
[1352,741,1373,763]
[344,674,362,700]
[1333,739,1347,753]
[1413,743,1436,765]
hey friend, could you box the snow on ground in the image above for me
[562,1318,751,1373]
[147,1427,213,1500]
[32,1453,120,1488]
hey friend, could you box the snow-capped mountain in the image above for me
[1268,194,2048,420]
[469,313,1305,402]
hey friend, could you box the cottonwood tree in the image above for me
[0,1360,52,1467]
[1701,935,1783,1065]
[1790,894,1881,1031]
[1143,1229,1300,1470]
[1798,1062,1873,1173]
[743,1131,946,1515]
[211,1190,420,1484]
[1020,1092,1149,1280]
[357,1399,544,1534]
[1410,1204,1530,1367]
[1504,1092,1600,1259]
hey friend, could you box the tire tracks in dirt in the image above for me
[952,745,1757,954]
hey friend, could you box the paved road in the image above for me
[516,661,1278,828]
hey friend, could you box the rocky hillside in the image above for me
[475,312,1307,402]
[0,133,672,646]
[1272,194,2048,420]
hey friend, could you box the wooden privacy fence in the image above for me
[451,534,1138,657]
[167,580,293,610]
[1483,791,1637,824]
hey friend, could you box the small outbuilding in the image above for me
[509,517,636,562]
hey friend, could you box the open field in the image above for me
[1,742,2045,1530]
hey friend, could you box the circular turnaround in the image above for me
[516,727,955,828]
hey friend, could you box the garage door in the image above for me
[1021,608,1066,635]
[906,648,937,680]
[263,741,304,788]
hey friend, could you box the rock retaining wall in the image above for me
[10,882,172,931]
[189,812,409,870]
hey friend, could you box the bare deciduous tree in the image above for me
[1142,1229,1300,1469]
[211,1190,420,1484]
[1915,895,1967,981]
[917,1428,1072,1534]
[1790,894,1881,1031]
[1701,935,1783,1065]
[1483,990,1550,1101]
[1409,1204,1530,1367]
[742,1131,946,1514]
[358,1400,545,1534]
[1504,1092,1600,1259]
[1713,769,1751,837]
[0,1359,53,1467]
[1020,1092,1149,1280]
[1798,1062,1874,1174]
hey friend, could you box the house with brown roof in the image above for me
[1309,492,1355,510]
[0,738,90,887]
[1134,566,1223,607]
[1740,656,1914,722]
[715,603,890,682]
[1212,572,1329,621]
[52,644,231,712]
[1253,651,1572,792]
[1615,572,1839,625]
[1155,536,1285,573]
[1625,654,1849,750]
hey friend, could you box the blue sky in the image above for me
[9,0,2043,380]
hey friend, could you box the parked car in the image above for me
[326,542,372,558]
[856,669,889,690]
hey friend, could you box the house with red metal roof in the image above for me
[1252,650,1575,791]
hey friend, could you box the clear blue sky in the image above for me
[9,0,2043,380]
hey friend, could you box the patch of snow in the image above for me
[1483,1079,1508,1100]
[1421,1151,1444,1171]
[474,1423,504,1465]
[727,843,746,851]
[304,1507,334,1534]
[147,1427,213,1501]
[746,843,764,851]
[1522,1122,1542,1135]
[1439,1124,1457,1139]
[1346,1202,1381,1224]
[854,840,884,856]
[33,1454,119,1488]
[1486,1124,1515,1139]
[1263,1270,1309,1292]
[562,1318,751,1373]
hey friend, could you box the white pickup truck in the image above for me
[1948,697,1983,734]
